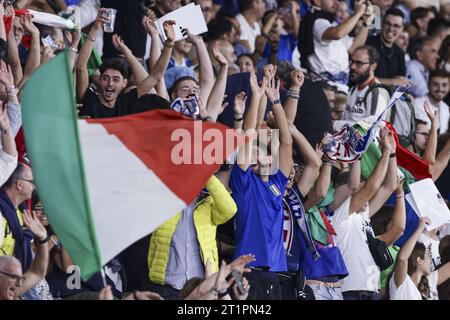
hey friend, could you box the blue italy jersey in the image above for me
[229,165,288,272]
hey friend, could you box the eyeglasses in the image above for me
[19,178,35,188]
[384,21,403,29]
[0,270,25,284]
[349,59,371,68]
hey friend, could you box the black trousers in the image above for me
[245,269,282,300]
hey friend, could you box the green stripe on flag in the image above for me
[21,51,101,279]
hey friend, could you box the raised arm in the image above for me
[289,123,322,197]
[348,4,375,54]
[233,92,247,130]
[393,217,429,289]
[349,127,393,214]
[187,31,214,103]
[430,136,450,181]
[17,15,40,91]
[112,34,148,84]
[322,0,365,41]
[206,43,228,121]
[68,28,81,71]
[330,160,361,212]
[143,15,169,100]
[237,74,266,171]
[369,128,398,216]
[0,99,17,158]
[0,1,6,41]
[136,20,175,98]
[422,103,438,166]
[283,69,304,123]
[266,78,293,177]
[378,179,406,246]
[6,11,23,86]
[17,211,49,297]
[76,8,109,101]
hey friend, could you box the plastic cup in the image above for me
[103,8,117,33]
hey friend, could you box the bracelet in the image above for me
[218,289,229,298]
[36,233,50,245]
[69,47,78,54]
[87,34,96,42]
[389,153,396,158]
[396,194,404,198]
[209,287,219,298]
[268,99,281,108]
[234,117,244,121]
[6,85,18,96]
[164,41,174,48]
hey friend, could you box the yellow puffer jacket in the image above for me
[147,175,236,285]
[0,209,24,256]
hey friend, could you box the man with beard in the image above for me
[366,8,410,88]
[76,9,176,118]
[413,69,450,134]
[343,45,390,125]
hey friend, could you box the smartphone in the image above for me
[231,270,246,295]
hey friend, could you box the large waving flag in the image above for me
[21,52,238,279]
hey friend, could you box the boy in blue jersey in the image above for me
[229,65,301,300]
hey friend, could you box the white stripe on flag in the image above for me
[78,120,186,265]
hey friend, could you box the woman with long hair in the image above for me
[389,217,450,300]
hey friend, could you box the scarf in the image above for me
[298,6,336,70]
[0,190,33,271]
[285,186,320,259]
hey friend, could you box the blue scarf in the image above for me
[0,189,33,271]
[285,186,320,260]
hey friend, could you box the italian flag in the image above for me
[21,52,238,279]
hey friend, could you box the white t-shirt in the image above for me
[236,13,261,53]
[343,80,390,125]
[413,96,450,134]
[308,19,352,75]
[389,271,439,300]
[332,197,380,292]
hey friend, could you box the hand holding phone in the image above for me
[231,269,247,295]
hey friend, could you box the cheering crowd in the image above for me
[0,0,449,301]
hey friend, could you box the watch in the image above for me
[209,287,219,297]
[268,99,281,108]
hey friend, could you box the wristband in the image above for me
[268,99,281,108]
[36,233,50,245]
[164,41,174,48]
[234,117,244,121]
[218,289,229,298]
[389,153,396,158]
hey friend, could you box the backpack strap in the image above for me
[363,83,392,116]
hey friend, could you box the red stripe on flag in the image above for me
[86,110,241,204]
[386,122,431,180]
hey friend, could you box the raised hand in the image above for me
[211,42,228,66]
[94,8,110,31]
[133,291,164,300]
[250,73,267,98]
[41,46,55,64]
[98,286,114,300]
[163,20,176,43]
[234,92,247,117]
[396,176,405,194]
[265,77,281,102]
[424,101,437,124]
[0,60,14,90]
[418,217,431,230]
[20,14,39,36]
[112,34,131,55]
[142,15,158,36]
[23,210,48,242]
[263,64,277,81]
[228,254,256,274]
[290,69,305,90]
